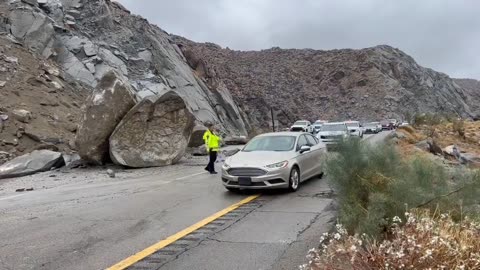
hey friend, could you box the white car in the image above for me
[316,122,350,149]
[344,121,363,138]
[290,120,313,133]
[313,120,328,134]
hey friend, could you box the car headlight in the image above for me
[265,161,289,169]
[222,158,231,169]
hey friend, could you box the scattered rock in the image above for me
[16,188,26,192]
[224,135,248,145]
[110,91,195,167]
[12,109,32,123]
[26,187,34,191]
[0,150,65,179]
[4,56,18,64]
[192,145,207,156]
[0,151,11,165]
[188,125,208,147]
[0,81,6,87]
[75,71,136,165]
[106,169,115,178]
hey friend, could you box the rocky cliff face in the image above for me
[2,0,249,136]
[174,37,480,129]
[454,78,480,117]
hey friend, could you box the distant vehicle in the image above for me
[381,120,394,130]
[316,122,350,149]
[399,122,410,127]
[388,119,399,128]
[344,121,364,138]
[290,120,313,133]
[221,132,326,192]
[364,122,381,134]
[312,120,328,134]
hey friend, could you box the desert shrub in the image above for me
[413,113,444,126]
[452,118,466,139]
[302,211,480,270]
[326,138,480,238]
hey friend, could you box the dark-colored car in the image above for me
[381,120,394,130]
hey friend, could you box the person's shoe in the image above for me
[210,171,218,174]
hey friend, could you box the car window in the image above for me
[296,135,308,151]
[243,136,296,152]
[305,134,317,146]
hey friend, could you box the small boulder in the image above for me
[12,109,32,123]
[75,71,136,165]
[106,169,115,178]
[192,145,208,156]
[427,138,443,156]
[188,125,208,147]
[224,135,248,145]
[109,91,195,168]
[0,150,64,179]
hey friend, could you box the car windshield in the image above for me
[243,136,296,152]
[294,121,308,125]
[320,124,346,131]
[345,122,359,127]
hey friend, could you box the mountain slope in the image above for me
[174,37,480,129]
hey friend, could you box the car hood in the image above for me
[317,131,346,136]
[227,151,295,167]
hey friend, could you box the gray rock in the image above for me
[106,169,115,178]
[56,47,96,86]
[192,144,207,156]
[0,151,11,165]
[188,125,208,147]
[0,81,6,87]
[5,56,18,64]
[224,135,248,145]
[109,91,195,168]
[12,109,32,123]
[0,150,65,179]
[83,43,97,57]
[75,71,136,165]
[9,7,55,58]
[415,140,429,151]
[21,0,38,7]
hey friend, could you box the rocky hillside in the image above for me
[454,78,480,116]
[174,37,480,129]
[0,34,87,163]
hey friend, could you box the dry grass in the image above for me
[302,211,480,270]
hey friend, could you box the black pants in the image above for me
[205,150,217,172]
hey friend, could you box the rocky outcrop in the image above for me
[109,91,194,167]
[175,38,480,129]
[75,71,136,165]
[0,150,64,179]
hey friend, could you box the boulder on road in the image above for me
[0,150,65,179]
[110,91,195,168]
[224,135,248,145]
[12,109,32,123]
[188,125,207,147]
[75,71,136,165]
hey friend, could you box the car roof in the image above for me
[257,132,307,137]
[323,122,346,125]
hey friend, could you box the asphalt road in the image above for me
[0,132,391,270]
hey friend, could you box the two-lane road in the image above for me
[0,132,391,270]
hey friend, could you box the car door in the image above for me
[305,134,323,178]
[296,135,311,179]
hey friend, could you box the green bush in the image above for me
[326,138,480,238]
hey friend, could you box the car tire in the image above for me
[288,166,300,192]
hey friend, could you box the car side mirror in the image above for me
[299,145,311,154]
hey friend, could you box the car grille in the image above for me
[320,135,343,139]
[227,168,267,177]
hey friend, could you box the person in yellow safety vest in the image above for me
[203,122,221,174]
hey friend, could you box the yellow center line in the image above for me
[106,194,260,270]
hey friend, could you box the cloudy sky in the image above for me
[117,0,480,79]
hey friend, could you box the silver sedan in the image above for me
[221,132,327,192]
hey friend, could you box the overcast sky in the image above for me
[117,0,480,79]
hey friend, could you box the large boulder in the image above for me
[109,91,195,167]
[9,6,55,58]
[188,125,208,147]
[224,135,248,145]
[75,71,136,165]
[0,150,64,179]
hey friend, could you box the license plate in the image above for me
[238,177,252,186]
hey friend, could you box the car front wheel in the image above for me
[288,167,300,192]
